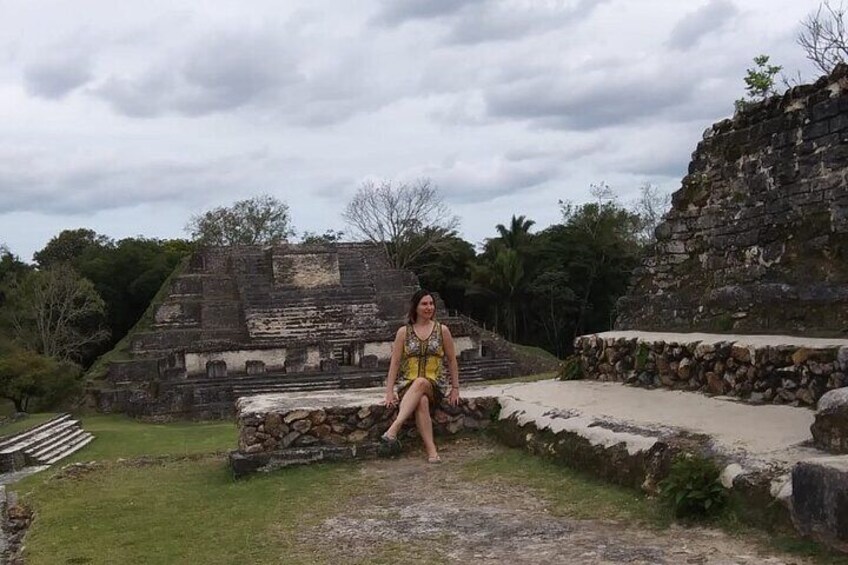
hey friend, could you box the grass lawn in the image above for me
[0,413,60,438]
[12,418,848,564]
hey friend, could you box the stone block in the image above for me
[812,387,848,453]
[320,358,340,373]
[246,360,266,376]
[360,355,378,370]
[792,458,848,553]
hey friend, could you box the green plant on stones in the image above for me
[659,454,728,519]
[557,356,583,381]
[489,403,502,422]
[634,342,650,371]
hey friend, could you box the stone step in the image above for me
[0,417,78,455]
[0,414,72,452]
[42,433,94,465]
[25,427,87,462]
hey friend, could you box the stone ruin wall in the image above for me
[575,333,848,408]
[616,65,848,337]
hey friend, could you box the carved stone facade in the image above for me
[94,243,525,419]
[616,65,848,336]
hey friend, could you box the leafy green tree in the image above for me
[0,344,81,412]
[735,55,783,111]
[186,194,293,246]
[33,228,111,268]
[494,215,536,252]
[406,231,475,312]
[470,247,527,341]
[0,245,32,307]
[300,230,345,244]
[30,232,191,366]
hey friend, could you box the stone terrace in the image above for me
[229,378,848,552]
[574,331,848,407]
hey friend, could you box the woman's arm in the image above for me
[384,326,406,406]
[442,324,461,406]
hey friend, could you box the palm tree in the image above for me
[494,215,536,251]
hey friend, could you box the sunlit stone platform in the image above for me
[230,376,848,551]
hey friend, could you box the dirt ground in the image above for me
[297,438,817,565]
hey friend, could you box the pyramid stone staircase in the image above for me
[0,414,94,473]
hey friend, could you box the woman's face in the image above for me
[416,294,435,321]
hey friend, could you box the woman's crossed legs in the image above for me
[384,378,439,460]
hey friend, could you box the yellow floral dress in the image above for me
[397,321,446,406]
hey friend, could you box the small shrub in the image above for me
[659,454,728,519]
[489,403,502,422]
[557,356,583,381]
[634,343,650,371]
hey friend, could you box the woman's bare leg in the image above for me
[386,378,432,438]
[414,394,438,459]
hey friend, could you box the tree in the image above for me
[2,266,110,363]
[630,183,671,244]
[342,178,460,269]
[799,1,848,74]
[300,229,345,245]
[0,344,81,412]
[494,215,536,252]
[186,194,293,246]
[0,245,32,306]
[30,233,191,366]
[735,55,783,111]
[406,231,475,311]
[33,228,111,268]
[557,184,642,339]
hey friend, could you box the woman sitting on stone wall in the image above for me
[380,289,460,463]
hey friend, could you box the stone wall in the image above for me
[237,397,499,454]
[230,392,499,475]
[575,332,848,407]
[616,65,848,336]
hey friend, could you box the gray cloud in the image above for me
[409,156,560,205]
[373,0,483,25]
[667,0,738,51]
[0,149,288,215]
[95,29,300,118]
[445,0,607,45]
[375,0,608,45]
[23,56,92,99]
[485,70,697,130]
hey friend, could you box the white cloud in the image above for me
[0,0,824,261]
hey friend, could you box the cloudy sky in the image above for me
[0,0,821,261]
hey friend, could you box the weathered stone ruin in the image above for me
[92,243,536,419]
[616,66,848,337]
[230,390,498,477]
[569,66,848,552]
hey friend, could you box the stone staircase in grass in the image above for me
[0,414,94,473]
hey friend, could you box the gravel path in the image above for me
[298,438,816,565]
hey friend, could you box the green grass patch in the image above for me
[22,457,369,565]
[461,444,671,526]
[513,344,560,362]
[64,414,237,463]
[0,413,60,437]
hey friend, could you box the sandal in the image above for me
[427,456,443,464]
[379,433,402,456]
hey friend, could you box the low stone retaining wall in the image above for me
[575,331,848,407]
[229,390,498,477]
[229,383,848,553]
